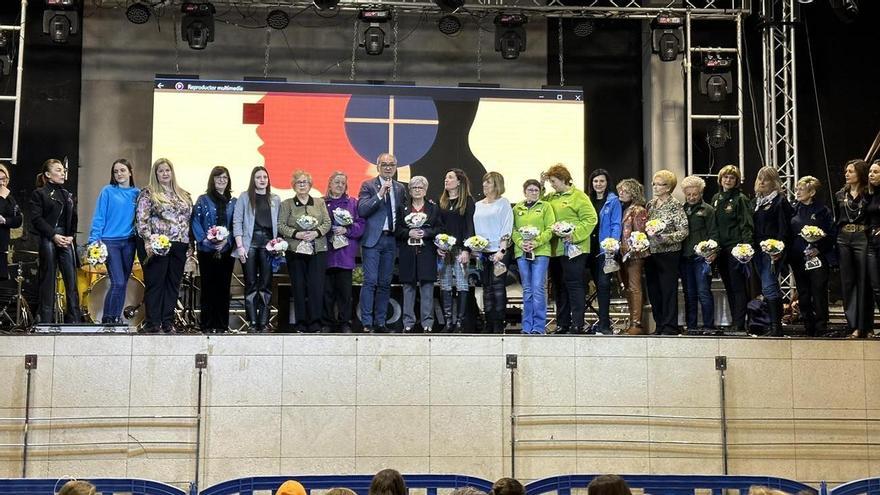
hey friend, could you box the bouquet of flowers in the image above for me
[694,239,719,278]
[464,235,490,252]
[295,215,319,255]
[552,221,582,258]
[731,243,755,264]
[206,225,230,258]
[600,237,620,273]
[645,219,666,237]
[405,212,428,246]
[800,225,826,271]
[85,241,108,266]
[434,233,457,252]
[331,208,354,250]
[622,231,649,262]
[760,238,785,273]
[149,234,171,256]
[518,225,540,260]
[265,237,289,272]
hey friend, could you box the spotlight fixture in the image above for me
[42,0,79,44]
[313,0,340,11]
[181,2,216,50]
[126,2,151,24]
[266,9,290,30]
[699,53,733,103]
[706,120,731,149]
[829,0,859,23]
[359,10,391,56]
[650,14,683,62]
[434,0,464,13]
[0,31,12,76]
[573,20,594,37]
[494,13,527,60]
[438,15,462,36]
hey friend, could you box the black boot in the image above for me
[766,298,783,337]
[244,292,258,333]
[257,291,271,333]
[441,290,454,332]
[454,291,469,333]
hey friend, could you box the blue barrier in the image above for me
[524,475,818,495]
[829,478,880,495]
[0,477,188,495]
[200,474,494,495]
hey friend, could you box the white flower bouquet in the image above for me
[600,237,620,273]
[405,212,428,246]
[295,215,319,255]
[331,208,354,250]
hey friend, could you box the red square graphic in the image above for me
[243,103,264,125]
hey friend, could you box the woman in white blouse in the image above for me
[473,171,514,333]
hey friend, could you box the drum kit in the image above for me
[0,242,202,332]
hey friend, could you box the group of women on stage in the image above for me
[17,156,880,337]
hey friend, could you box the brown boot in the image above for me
[625,325,645,335]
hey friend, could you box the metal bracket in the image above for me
[506,353,518,370]
[715,355,727,371]
[24,354,37,370]
[195,353,208,369]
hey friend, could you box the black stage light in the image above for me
[181,2,216,50]
[434,0,464,13]
[126,2,151,24]
[699,53,733,103]
[314,0,340,10]
[494,13,527,60]
[829,0,859,23]
[359,10,391,56]
[0,31,12,76]
[651,14,683,62]
[438,15,462,36]
[707,120,731,149]
[573,20,594,37]
[266,9,290,30]
[43,0,79,44]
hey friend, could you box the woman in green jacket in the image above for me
[711,164,754,333]
[512,179,556,334]
[541,163,598,334]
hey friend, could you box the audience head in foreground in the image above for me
[492,478,525,495]
[370,468,408,495]
[57,480,97,495]
[587,475,632,495]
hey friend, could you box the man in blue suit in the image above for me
[358,153,408,332]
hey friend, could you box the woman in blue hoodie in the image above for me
[588,168,622,334]
[88,159,140,324]
[192,166,237,333]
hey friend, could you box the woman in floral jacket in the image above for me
[617,179,649,335]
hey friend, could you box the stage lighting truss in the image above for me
[699,52,733,103]
[359,9,391,55]
[43,0,79,44]
[181,2,216,50]
[266,9,290,29]
[494,13,527,60]
[126,2,152,24]
[438,14,461,36]
[650,13,683,62]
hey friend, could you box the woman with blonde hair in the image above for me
[752,165,792,336]
[136,158,193,333]
[57,480,97,495]
[617,178,648,334]
[711,164,753,333]
[645,169,688,335]
[790,176,834,337]
[0,163,23,281]
[31,158,80,323]
[474,171,514,333]
[323,171,365,333]
[279,170,332,332]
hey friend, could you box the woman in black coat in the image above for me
[0,164,23,280]
[395,175,443,333]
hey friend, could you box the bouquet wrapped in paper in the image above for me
[331,208,354,250]
[693,239,719,278]
[464,235,490,252]
[645,219,666,237]
[405,212,428,246]
[295,215,319,254]
[149,234,171,256]
[622,231,649,262]
[518,225,540,260]
[265,237,289,272]
[206,225,229,242]
[599,237,620,273]
[434,234,457,252]
[552,221,582,258]
[85,241,108,266]
[800,225,826,270]
[760,238,785,273]
[731,243,755,264]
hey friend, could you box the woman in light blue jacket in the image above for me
[588,168,622,334]
[233,166,280,333]
[192,166,236,333]
[88,159,140,324]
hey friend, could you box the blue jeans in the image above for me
[680,256,715,329]
[754,251,783,300]
[518,255,549,333]
[102,238,137,322]
[360,234,396,327]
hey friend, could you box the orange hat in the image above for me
[277,480,307,495]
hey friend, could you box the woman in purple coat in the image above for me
[323,171,366,332]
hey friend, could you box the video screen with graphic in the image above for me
[151,78,585,202]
